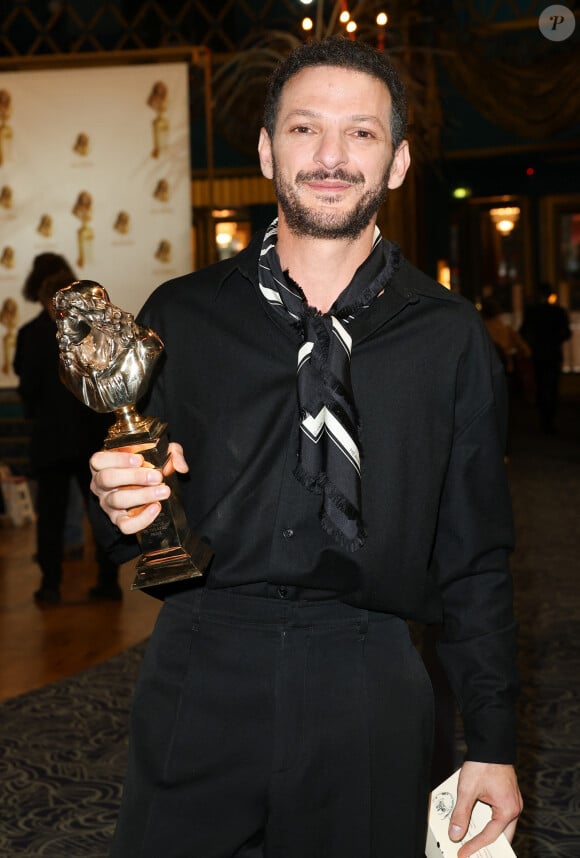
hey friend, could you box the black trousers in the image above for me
[35,457,118,592]
[111,586,434,858]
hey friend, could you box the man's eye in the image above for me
[291,126,311,134]
[353,129,374,139]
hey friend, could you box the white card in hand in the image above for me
[426,769,516,858]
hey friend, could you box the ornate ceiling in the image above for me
[1,0,578,161]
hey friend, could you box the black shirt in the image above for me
[96,231,518,764]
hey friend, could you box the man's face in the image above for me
[258,65,409,241]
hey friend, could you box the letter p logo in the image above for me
[539,5,576,40]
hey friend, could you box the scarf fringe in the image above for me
[294,462,361,522]
[294,463,366,552]
[337,244,401,318]
[320,512,366,553]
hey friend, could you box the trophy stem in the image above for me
[107,405,157,444]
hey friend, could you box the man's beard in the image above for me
[272,162,392,241]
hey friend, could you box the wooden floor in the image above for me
[0,517,161,702]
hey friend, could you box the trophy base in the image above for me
[131,537,212,591]
[105,414,214,591]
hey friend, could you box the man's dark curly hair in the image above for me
[263,36,407,153]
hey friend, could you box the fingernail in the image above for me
[145,469,162,483]
[450,825,462,838]
[153,485,170,498]
[128,454,142,466]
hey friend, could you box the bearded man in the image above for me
[88,36,522,858]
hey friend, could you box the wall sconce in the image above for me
[489,206,520,236]
[215,221,237,250]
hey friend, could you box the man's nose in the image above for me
[313,129,348,170]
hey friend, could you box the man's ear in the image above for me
[387,140,411,190]
[258,127,274,180]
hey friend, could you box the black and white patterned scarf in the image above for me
[258,219,400,551]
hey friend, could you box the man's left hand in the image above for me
[448,761,523,857]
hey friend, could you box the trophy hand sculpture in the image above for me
[54,280,213,590]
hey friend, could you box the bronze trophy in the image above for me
[54,279,212,590]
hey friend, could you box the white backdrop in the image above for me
[0,61,192,388]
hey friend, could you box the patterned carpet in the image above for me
[508,400,580,858]
[0,643,145,857]
[0,399,578,857]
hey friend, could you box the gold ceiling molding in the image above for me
[191,174,276,209]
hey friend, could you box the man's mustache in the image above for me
[296,169,364,185]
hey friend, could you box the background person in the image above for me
[480,297,534,451]
[481,297,531,384]
[520,282,571,434]
[14,266,120,604]
[16,253,87,558]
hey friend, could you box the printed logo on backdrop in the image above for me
[0,60,192,365]
[0,88,13,166]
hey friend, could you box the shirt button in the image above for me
[277,586,288,599]
[282,528,294,539]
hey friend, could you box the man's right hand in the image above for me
[90,442,189,533]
